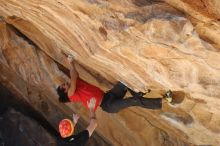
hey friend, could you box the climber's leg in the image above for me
[106,82,127,99]
[100,93,140,113]
[138,97,162,109]
[100,93,162,113]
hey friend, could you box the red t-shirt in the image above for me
[68,78,104,111]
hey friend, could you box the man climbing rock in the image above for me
[59,98,97,146]
[56,55,176,113]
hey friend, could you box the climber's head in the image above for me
[57,82,70,103]
[59,119,74,138]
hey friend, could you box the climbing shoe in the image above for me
[163,90,173,103]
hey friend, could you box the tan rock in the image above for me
[0,0,220,146]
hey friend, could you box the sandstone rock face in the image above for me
[0,0,220,146]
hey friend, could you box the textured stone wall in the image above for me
[0,0,220,146]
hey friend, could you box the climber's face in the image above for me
[60,82,70,93]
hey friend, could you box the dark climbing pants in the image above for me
[100,82,162,113]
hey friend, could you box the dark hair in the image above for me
[56,86,70,103]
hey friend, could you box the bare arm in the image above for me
[86,98,97,137]
[67,56,79,97]
[72,110,97,137]
[86,108,97,137]
[72,113,80,124]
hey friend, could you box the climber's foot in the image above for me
[163,90,185,105]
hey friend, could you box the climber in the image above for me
[59,98,97,146]
[56,55,174,113]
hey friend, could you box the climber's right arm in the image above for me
[67,57,79,97]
